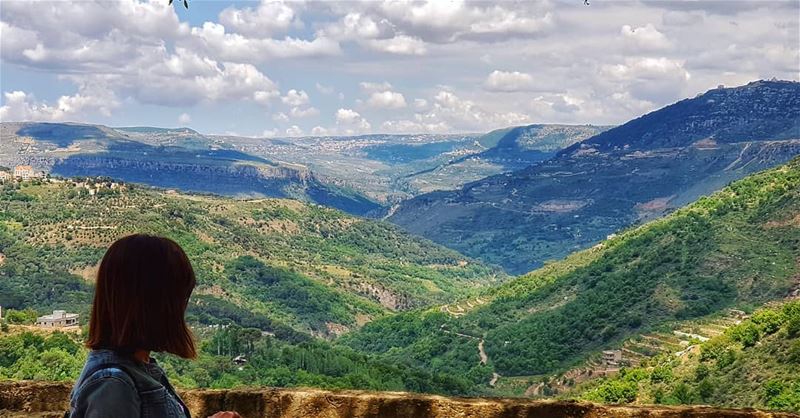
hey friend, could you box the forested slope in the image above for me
[572,301,800,411]
[0,180,502,338]
[343,157,800,398]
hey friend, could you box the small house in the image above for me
[602,350,623,366]
[36,310,79,328]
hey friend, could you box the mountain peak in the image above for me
[562,80,800,154]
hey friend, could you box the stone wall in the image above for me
[0,381,797,418]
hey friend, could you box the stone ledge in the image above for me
[0,381,797,418]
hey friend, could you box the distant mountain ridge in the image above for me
[0,122,381,215]
[563,80,800,153]
[396,124,610,193]
[387,80,800,273]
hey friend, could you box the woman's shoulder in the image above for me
[70,366,141,418]
[81,366,138,390]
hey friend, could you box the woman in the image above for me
[69,234,240,418]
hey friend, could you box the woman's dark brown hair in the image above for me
[87,234,197,359]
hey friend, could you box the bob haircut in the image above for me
[87,234,197,359]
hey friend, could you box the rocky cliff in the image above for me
[0,381,796,418]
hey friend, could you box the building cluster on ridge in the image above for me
[0,165,44,182]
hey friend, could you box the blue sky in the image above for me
[1,0,798,137]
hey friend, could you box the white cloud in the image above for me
[425,90,531,130]
[133,48,281,106]
[1,0,797,131]
[289,106,320,118]
[188,22,341,62]
[484,70,536,92]
[366,90,407,109]
[0,86,118,122]
[218,0,302,38]
[365,35,427,55]
[602,57,691,102]
[254,90,279,106]
[285,125,303,136]
[272,112,290,123]
[262,128,278,137]
[376,1,555,43]
[311,126,329,136]
[321,12,394,41]
[178,112,191,125]
[336,108,371,134]
[359,81,393,92]
[281,89,310,107]
[621,24,672,51]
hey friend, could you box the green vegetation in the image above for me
[0,326,472,394]
[573,302,800,411]
[0,176,502,394]
[0,178,501,338]
[344,158,800,399]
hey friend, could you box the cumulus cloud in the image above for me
[272,112,290,123]
[1,0,797,131]
[621,23,672,51]
[365,35,428,55]
[132,48,281,106]
[366,90,407,109]
[336,108,371,134]
[187,22,340,63]
[0,0,330,118]
[0,85,119,122]
[359,81,393,92]
[375,1,555,43]
[311,126,329,135]
[282,89,310,107]
[426,90,530,130]
[218,0,302,38]
[484,70,536,92]
[285,125,303,136]
[602,57,691,102]
[289,106,320,118]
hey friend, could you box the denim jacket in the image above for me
[69,349,191,418]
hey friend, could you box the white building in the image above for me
[36,310,79,328]
[13,165,37,181]
[0,171,10,182]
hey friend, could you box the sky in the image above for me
[0,0,798,137]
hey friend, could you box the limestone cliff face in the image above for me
[1,381,796,418]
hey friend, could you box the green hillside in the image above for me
[342,157,800,397]
[571,301,800,411]
[0,179,502,338]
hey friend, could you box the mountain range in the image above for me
[387,80,800,273]
[1,79,799,410]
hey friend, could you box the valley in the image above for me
[0,179,503,338]
[343,156,800,409]
[0,122,606,211]
[388,80,800,274]
[0,80,798,412]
